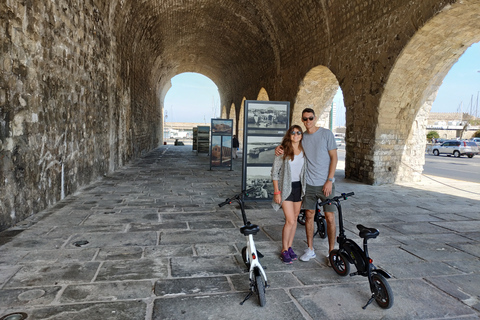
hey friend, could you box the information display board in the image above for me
[242,100,290,200]
[192,127,198,151]
[210,119,233,170]
[197,126,210,154]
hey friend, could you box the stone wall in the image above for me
[0,0,159,231]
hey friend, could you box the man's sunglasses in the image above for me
[290,131,302,135]
[302,116,315,121]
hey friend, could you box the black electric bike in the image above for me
[320,192,394,310]
[297,201,327,239]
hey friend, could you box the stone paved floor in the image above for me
[0,145,479,319]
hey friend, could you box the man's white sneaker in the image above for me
[299,248,316,261]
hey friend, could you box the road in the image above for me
[336,146,480,183]
[423,153,480,183]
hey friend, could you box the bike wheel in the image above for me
[372,273,394,309]
[317,217,327,239]
[330,249,350,276]
[241,246,250,269]
[255,273,266,307]
[297,210,306,225]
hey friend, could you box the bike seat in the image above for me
[357,224,379,239]
[240,223,260,236]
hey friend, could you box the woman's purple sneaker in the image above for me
[281,250,293,264]
[288,247,298,260]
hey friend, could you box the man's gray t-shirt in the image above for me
[302,127,337,186]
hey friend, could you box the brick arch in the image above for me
[220,105,228,119]
[228,103,237,136]
[238,97,247,152]
[257,88,270,101]
[293,66,339,129]
[376,0,480,183]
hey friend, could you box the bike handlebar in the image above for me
[318,192,355,207]
[218,187,256,207]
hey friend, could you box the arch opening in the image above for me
[293,66,346,170]
[377,0,480,183]
[162,72,221,143]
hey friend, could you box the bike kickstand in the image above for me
[362,295,375,310]
[240,290,253,305]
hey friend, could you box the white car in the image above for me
[432,140,479,158]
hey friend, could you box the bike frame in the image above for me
[219,189,268,306]
[245,233,268,284]
[236,193,268,285]
[323,193,393,309]
[333,195,390,278]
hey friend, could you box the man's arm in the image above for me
[323,149,338,197]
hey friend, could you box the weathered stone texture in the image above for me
[0,0,160,230]
[1,0,480,230]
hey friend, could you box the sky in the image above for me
[164,42,480,126]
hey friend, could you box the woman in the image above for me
[271,125,306,264]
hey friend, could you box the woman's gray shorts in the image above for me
[302,183,337,212]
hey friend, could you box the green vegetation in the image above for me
[474,130,480,138]
[427,131,439,141]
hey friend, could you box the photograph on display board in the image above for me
[246,102,288,129]
[221,136,232,164]
[211,119,233,134]
[211,135,222,166]
[246,135,283,165]
[211,135,232,167]
[197,126,210,153]
[245,166,274,200]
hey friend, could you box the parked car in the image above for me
[432,140,479,158]
[335,137,344,147]
[471,137,480,146]
[433,138,447,144]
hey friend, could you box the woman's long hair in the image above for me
[281,125,303,161]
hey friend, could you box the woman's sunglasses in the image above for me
[302,116,315,121]
[290,131,302,135]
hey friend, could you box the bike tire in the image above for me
[255,273,266,307]
[317,217,327,239]
[297,210,306,225]
[330,249,350,276]
[241,246,250,269]
[372,273,394,309]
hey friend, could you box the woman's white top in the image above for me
[289,151,304,182]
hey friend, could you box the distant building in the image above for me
[164,122,208,140]
[427,112,479,139]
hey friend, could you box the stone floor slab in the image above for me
[0,286,61,308]
[5,262,100,288]
[154,276,231,296]
[291,278,475,319]
[95,258,169,281]
[171,256,243,277]
[67,231,158,248]
[60,280,152,303]
[0,300,146,320]
[152,289,305,320]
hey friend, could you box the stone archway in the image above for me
[221,105,228,119]
[238,97,247,153]
[228,102,236,133]
[293,66,339,129]
[257,88,269,101]
[377,0,480,183]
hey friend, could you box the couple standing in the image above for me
[271,108,338,264]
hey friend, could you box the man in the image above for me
[276,108,338,264]
[232,135,239,158]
